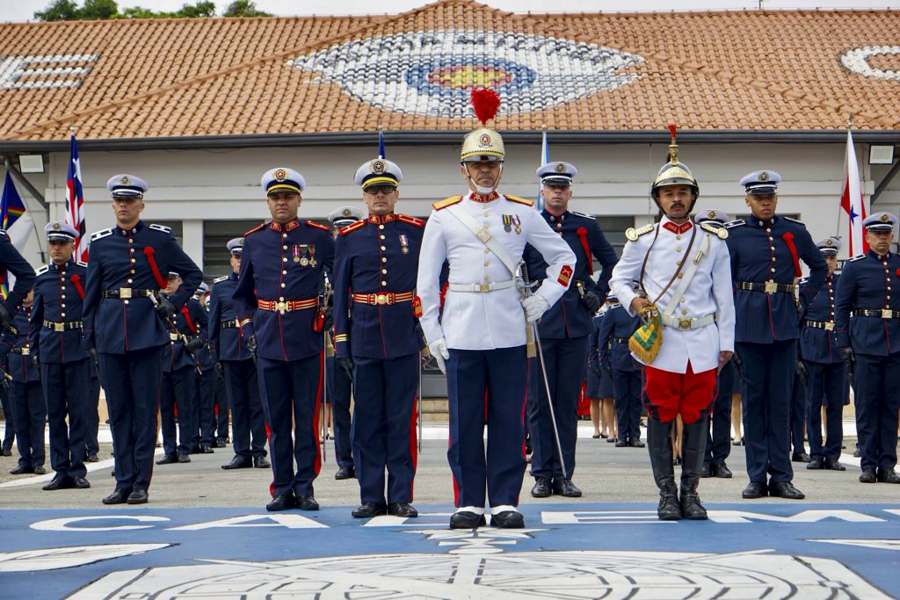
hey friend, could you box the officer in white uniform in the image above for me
[417,90,575,529]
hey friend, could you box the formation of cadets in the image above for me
[1,95,898,527]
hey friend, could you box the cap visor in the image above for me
[267,183,302,195]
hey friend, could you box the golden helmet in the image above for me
[460,89,505,163]
[650,123,699,199]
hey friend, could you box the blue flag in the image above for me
[1,171,26,232]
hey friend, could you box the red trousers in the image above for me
[644,362,717,424]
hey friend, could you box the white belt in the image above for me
[448,280,516,293]
[661,313,716,330]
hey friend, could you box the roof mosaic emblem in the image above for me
[290,30,644,117]
[840,46,900,82]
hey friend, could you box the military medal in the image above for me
[502,215,512,233]
[511,215,522,234]
[309,244,317,268]
[399,234,409,254]
[292,244,302,264]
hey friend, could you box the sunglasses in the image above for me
[364,185,397,195]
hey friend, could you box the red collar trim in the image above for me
[368,214,396,225]
[662,221,693,235]
[269,219,300,232]
[469,192,499,203]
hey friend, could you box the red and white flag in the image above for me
[65,133,88,262]
[840,129,867,256]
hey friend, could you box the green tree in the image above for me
[78,0,118,19]
[34,0,80,21]
[223,0,271,17]
[177,1,216,17]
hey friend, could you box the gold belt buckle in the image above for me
[21,347,30,356]
[375,293,389,305]
[678,318,692,330]
[479,282,490,293]
[825,321,835,331]
[275,300,288,315]
[170,333,179,341]
[53,322,65,332]
[882,308,893,319]
[764,280,778,295]
[120,287,132,299]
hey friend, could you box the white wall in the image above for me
[5,140,894,270]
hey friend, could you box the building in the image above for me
[0,0,898,278]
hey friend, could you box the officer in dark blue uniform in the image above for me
[800,235,848,471]
[835,212,900,484]
[211,238,269,470]
[233,167,335,511]
[726,170,826,500]
[30,221,91,491]
[524,161,618,498]
[696,210,736,479]
[327,206,364,481]
[3,292,45,475]
[333,159,424,518]
[84,174,202,505]
[84,352,101,462]
[157,271,204,464]
[595,290,643,448]
[188,284,217,453]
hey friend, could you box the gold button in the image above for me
[282,233,287,239]
[380,246,386,251]
[282,245,288,251]
[381,269,387,274]
[282,257,287,262]
[123,300,129,305]
[61,312,66,317]
[280,283,286,288]
[379,235,385,240]
[128,238,133,244]
[282,270,287,275]
[381,257,387,263]
[378,224,385,230]
[771,257,776,262]
[127,279,132,284]
[381,281,387,287]
[61,303,66,308]
[279,296,284,301]
[770,268,776,273]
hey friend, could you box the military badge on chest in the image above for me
[502,214,522,234]
[399,234,409,254]
[292,244,317,267]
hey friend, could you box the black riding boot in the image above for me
[680,415,709,520]
[648,417,681,521]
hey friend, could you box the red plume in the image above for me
[471,88,501,126]
[667,122,678,144]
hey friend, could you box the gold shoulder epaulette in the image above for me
[243,223,266,236]
[506,195,535,207]
[305,220,330,232]
[700,222,728,240]
[339,221,366,236]
[397,214,425,227]
[432,196,462,211]
[624,223,655,242]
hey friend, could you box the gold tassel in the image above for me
[628,305,663,364]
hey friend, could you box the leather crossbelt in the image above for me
[43,320,83,332]
[351,291,414,305]
[103,288,157,299]
[853,308,900,319]
[257,298,318,314]
[805,320,835,331]
[738,281,797,295]
[448,280,516,293]
[660,313,716,330]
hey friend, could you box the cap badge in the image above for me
[342,208,351,217]
[479,133,491,147]
[274,168,287,182]
[119,175,129,185]
[555,162,566,173]
[371,160,386,174]
[759,171,769,181]
[881,213,891,223]
[825,238,834,246]
[52,222,61,230]
[707,211,716,219]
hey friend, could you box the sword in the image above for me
[516,261,569,481]
[417,352,423,453]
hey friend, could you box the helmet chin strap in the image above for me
[465,163,504,196]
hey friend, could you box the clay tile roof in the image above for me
[0,0,897,144]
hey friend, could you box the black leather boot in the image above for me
[679,416,709,520]
[648,417,681,521]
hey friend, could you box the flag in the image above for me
[0,171,34,298]
[378,130,386,159]
[536,130,549,211]
[66,133,89,262]
[840,129,867,256]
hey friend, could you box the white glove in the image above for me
[522,294,550,323]
[428,338,450,375]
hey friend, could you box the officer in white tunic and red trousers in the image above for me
[416,89,575,529]
[610,125,735,521]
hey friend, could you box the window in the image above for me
[203,220,258,279]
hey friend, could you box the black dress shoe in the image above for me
[156,455,178,465]
[266,493,297,511]
[742,481,768,499]
[711,462,733,478]
[102,489,130,505]
[491,510,525,529]
[859,468,877,483]
[791,451,811,463]
[9,465,34,475]
[127,489,149,504]
[769,480,805,499]
[824,457,846,471]
[449,511,485,529]
[606,436,616,443]
[42,474,71,491]
[615,439,629,447]
[877,468,900,483]
[352,503,387,518]
[1,447,11,456]
[334,465,355,480]
[253,455,270,468]
[806,456,825,470]
[215,439,227,448]
[72,476,91,489]
[388,502,418,518]
[297,495,320,511]
[629,439,645,448]
[700,463,711,478]
[200,444,214,454]
[85,453,99,463]
[552,478,582,498]
[177,453,191,463]
[221,456,252,470]
[530,478,552,498]
[33,465,47,475]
